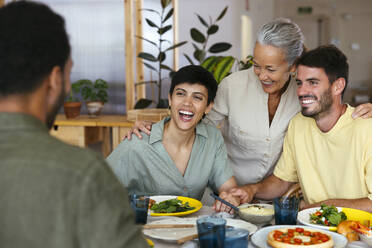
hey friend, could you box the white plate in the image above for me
[143,217,257,242]
[251,225,348,248]
[297,207,343,231]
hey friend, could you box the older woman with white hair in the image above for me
[126,18,372,187]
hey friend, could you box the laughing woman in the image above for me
[107,65,239,208]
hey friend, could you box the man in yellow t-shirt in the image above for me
[227,45,372,212]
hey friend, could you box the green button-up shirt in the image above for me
[0,113,148,248]
[107,117,233,200]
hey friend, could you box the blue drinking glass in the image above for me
[274,196,300,225]
[129,194,149,224]
[225,228,249,248]
[197,216,226,248]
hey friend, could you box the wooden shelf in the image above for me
[51,114,135,157]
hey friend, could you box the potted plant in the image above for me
[135,0,187,109]
[78,79,108,117]
[63,82,83,119]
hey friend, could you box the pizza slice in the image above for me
[267,227,334,248]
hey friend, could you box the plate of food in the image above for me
[297,204,372,231]
[143,217,257,242]
[251,225,347,248]
[149,195,202,217]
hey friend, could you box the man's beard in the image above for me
[301,87,333,120]
[46,81,67,130]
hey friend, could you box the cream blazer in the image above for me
[204,69,300,185]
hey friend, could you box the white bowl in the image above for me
[238,203,274,224]
[359,232,372,246]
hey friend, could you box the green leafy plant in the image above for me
[184,6,231,65]
[66,82,83,102]
[136,0,187,109]
[185,7,254,83]
[75,79,108,103]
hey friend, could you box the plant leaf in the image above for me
[192,43,200,51]
[143,62,158,72]
[138,52,158,62]
[183,53,195,65]
[145,18,158,28]
[201,56,218,72]
[165,41,187,51]
[161,0,171,9]
[157,98,169,108]
[94,79,108,89]
[190,28,206,43]
[160,64,173,71]
[194,49,206,63]
[158,52,166,62]
[163,8,174,23]
[208,42,232,53]
[135,36,157,48]
[213,56,235,83]
[158,25,172,35]
[160,39,171,45]
[216,6,228,21]
[196,14,209,28]
[207,25,219,35]
[97,90,108,103]
[134,98,153,109]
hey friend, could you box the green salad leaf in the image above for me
[150,198,195,213]
[309,204,347,226]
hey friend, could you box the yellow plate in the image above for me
[342,207,372,225]
[150,195,203,217]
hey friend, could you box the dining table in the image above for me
[144,206,370,248]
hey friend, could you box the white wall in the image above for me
[275,0,372,103]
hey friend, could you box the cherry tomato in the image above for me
[274,233,282,239]
[303,231,311,236]
[311,237,319,243]
[321,236,329,242]
[274,231,284,236]
[304,242,311,245]
[288,229,295,233]
[295,227,304,233]
[294,238,302,244]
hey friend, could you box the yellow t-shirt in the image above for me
[274,105,372,204]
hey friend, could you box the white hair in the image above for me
[257,18,305,66]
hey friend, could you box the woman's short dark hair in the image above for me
[169,65,218,105]
[0,1,71,96]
